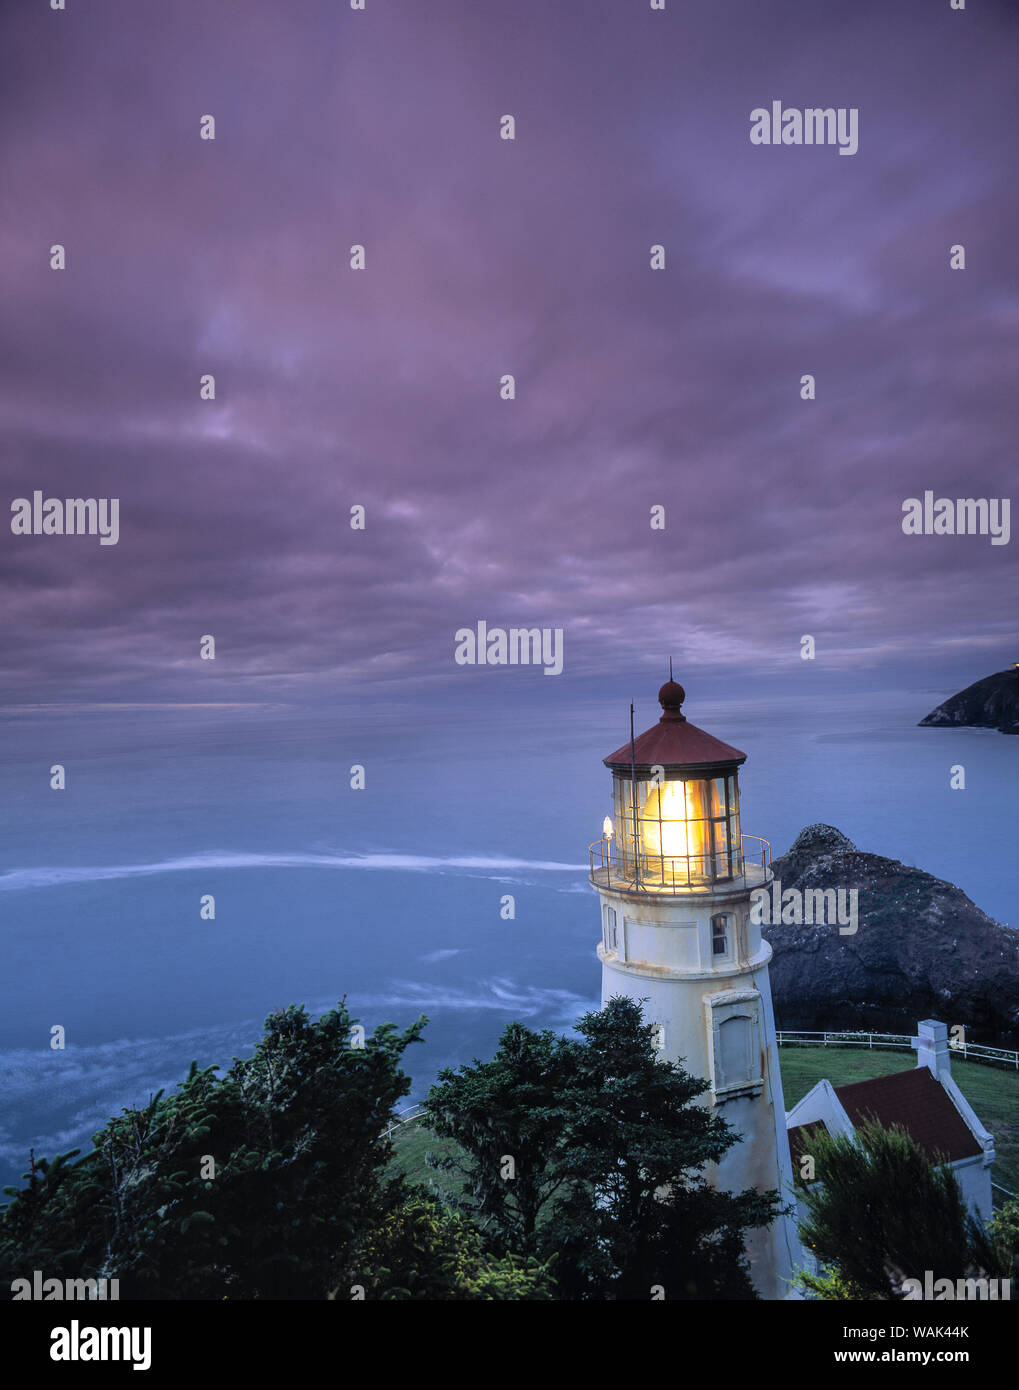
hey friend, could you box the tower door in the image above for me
[717,1014,752,1090]
[707,990,763,1099]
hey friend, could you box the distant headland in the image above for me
[919,666,1019,735]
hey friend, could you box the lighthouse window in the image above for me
[711,914,729,956]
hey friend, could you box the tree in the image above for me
[0,1148,86,1289]
[543,997,781,1299]
[987,1197,1019,1280]
[423,1021,581,1251]
[1,1002,427,1300]
[209,1003,426,1298]
[424,996,783,1299]
[341,1193,556,1300]
[793,1120,1010,1299]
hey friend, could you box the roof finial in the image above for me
[657,668,686,720]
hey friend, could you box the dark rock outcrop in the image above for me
[919,667,1019,734]
[766,824,1019,1047]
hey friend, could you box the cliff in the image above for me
[765,824,1019,1047]
[919,667,1019,734]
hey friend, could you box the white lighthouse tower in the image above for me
[589,673,799,1299]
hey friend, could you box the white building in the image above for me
[589,675,801,1299]
[787,1019,996,1231]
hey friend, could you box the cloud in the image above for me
[0,0,1016,709]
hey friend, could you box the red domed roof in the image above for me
[603,679,746,773]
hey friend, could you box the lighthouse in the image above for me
[589,674,799,1298]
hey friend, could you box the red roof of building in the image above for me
[833,1067,982,1164]
[604,678,746,772]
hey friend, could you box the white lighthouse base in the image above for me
[596,881,804,1300]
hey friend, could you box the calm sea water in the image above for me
[0,686,1013,1187]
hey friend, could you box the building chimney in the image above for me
[912,1019,952,1082]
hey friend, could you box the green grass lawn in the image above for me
[387,1118,467,1202]
[779,1043,920,1104]
[778,1045,1019,1197]
[388,1048,1019,1201]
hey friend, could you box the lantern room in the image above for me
[591,676,769,893]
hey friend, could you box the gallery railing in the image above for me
[589,833,771,891]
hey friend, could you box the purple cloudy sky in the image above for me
[1,0,1016,711]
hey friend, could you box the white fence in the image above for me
[381,1102,428,1140]
[776,1030,1019,1070]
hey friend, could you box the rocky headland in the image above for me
[919,666,1019,734]
[765,824,1019,1048]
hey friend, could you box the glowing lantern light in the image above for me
[594,673,749,892]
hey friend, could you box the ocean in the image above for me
[0,685,1013,1189]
